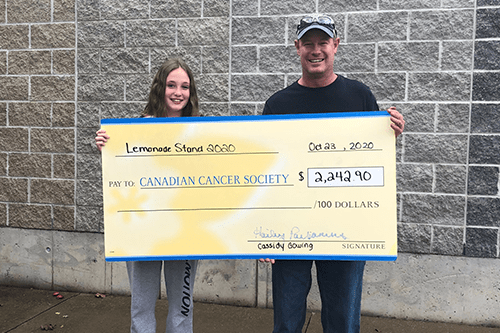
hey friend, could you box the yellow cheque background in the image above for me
[101,113,396,261]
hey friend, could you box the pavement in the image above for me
[2,285,500,333]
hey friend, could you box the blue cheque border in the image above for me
[103,110,394,262]
[100,111,389,125]
[106,254,397,262]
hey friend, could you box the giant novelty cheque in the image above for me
[101,112,397,262]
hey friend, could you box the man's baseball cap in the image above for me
[296,15,337,39]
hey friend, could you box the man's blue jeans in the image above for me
[272,260,366,333]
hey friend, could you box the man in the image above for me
[261,15,405,333]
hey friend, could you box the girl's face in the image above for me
[164,67,190,117]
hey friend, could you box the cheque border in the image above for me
[105,254,398,262]
[100,111,390,125]
[102,110,396,262]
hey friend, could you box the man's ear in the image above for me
[333,37,340,53]
[295,39,300,55]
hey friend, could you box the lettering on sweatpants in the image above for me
[181,261,192,317]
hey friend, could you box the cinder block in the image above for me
[150,0,201,18]
[409,10,474,40]
[8,50,51,75]
[78,21,124,48]
[197,74,230,102]
[434,165,467,194]
[54,0,75,21]
[469,135,500,164]
[396,164,433,193]
[464,228,498,258]
[125,20,176,47]
[53,205,75,231]
[8,103,51,127]
[31,179,75,205]
[231,46,258,73]
[431,226,464,255]
[100,48,149,74]
[260,0,315,15]
[99,0,148,20]
[0,25,29,49]
[471,104,500,133]
[320,0,377,12]
[466,197,500,226]
[442,41,473,70]
[398,223,432,253]
[378,42,439,71]
[467,166,500,195]
[0,52,6,74]
[0,128,29,152]
[473,73,500,101]
[54,154,76,179]
[178,17,230,46]
[231,17,284,44]
[349,73,406,102]
[77,75,125,101]
[232,0,258,16]
[53,103,76,127]
[0,153,6,176]
[31,128,75,153]
[476,8,500,38]
[230,74,283,102]
[436,104,470,133]
[31,23,75,49]
[204,0,229,17]
[31,76,76,101]
[0,77,29,100]
[408,73,471,101]
[404,134,468,163]
[0,204,5,226]
[150,47,202,74]
[202,46,230,74]
[258,45,301,73]
[401,193,466,225]
[9,153,52,178]
[76,205,103,232]
[348,12,408,42]
[9,204,52,229]
[53,50,76,74]
[0,178,28,202]
[6,0,50,23]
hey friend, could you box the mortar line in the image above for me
[463,0,478,250]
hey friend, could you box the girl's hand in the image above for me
[95,129,110,152]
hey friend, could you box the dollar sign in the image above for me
[299,171,304,181]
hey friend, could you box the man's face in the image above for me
[295,29,339,80]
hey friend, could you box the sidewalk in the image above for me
[2,285,500,333]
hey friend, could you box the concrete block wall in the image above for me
[2,0,500,325]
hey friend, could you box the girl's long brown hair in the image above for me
[143,58,199,117]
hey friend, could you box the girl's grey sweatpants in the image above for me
[126,260,198,333]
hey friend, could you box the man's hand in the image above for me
[387,106,405,137]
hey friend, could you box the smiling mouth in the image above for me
[309,59,324,63]
[171,99,183,104]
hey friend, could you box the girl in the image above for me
[95,58,199,333]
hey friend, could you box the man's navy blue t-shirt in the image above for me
[263,75,379,115]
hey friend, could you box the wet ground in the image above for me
[2,285,500,333]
